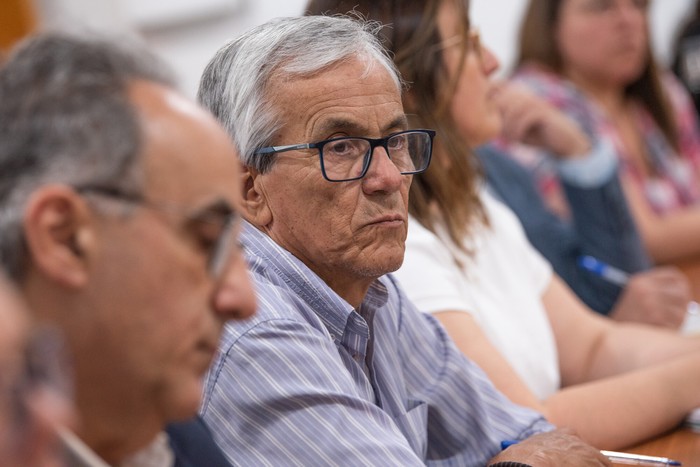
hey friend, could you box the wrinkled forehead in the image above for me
[272,51,402,94]
[267,56,405,132]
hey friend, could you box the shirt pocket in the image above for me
[392,398,428,459]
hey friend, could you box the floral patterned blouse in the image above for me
[507,64,700,215]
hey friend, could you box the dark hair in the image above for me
[0,32,174,280]
[305,0,487,251]
[518,0,679,153]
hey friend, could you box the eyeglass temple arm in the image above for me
[254,143,314,155]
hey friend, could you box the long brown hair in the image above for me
[518,0,679,152]
[305,0,486,250]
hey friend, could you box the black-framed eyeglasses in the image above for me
[254,129,436,182]
[74,185,240,279]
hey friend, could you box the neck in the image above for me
[74,394,163,464]
[323,275,373,309]
[23,279,164,465]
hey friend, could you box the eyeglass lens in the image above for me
[321,131,432,182]
[208,217,238,279]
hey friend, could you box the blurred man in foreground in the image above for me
[0,33,256,466]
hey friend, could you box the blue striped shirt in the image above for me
[201,223,552,466]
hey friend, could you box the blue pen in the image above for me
[501,440,682,466]
[578,255,700,320]
[577,255,630,287]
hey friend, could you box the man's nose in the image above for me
[211,252,257,321]
[361,146,405,194]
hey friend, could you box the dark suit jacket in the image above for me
[167,416,233,467]
[61,416,233,467]
[477,145,651,314]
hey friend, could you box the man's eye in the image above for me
[327,139,362,157]
[388,135,407,150]
[194,221,223,253]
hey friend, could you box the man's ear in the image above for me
[241,165,273,228]
[22,185,94,289]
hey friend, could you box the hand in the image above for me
[493,82,590,158]
[488,429,611,466]
[611,267,691,329]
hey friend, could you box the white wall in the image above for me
[35,0,695,97]
[36,0,308,96]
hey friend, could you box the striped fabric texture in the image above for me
[201,222,552,466]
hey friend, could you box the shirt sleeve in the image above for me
[556,139,618,188]
[387,277,554,464]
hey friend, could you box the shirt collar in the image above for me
[60,428,174,467]
[241,221,390,341]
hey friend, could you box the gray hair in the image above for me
[0,32,175,280]
[197,14,403,172]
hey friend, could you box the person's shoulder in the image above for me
[217,281,325,350]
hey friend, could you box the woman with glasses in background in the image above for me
[513,0,700,266]
[305,0,700,450]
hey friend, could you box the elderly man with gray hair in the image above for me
[198,14,609,467]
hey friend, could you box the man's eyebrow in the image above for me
[190,198,238,223]
[315,114,410,138]
[384,115,409,133]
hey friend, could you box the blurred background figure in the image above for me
[0,274,74,467]
[513,0,700,271]
[0,32,255,466]
[673,0,700,115]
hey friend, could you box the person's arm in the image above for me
[545,275,700,382]
[544,276,700,447]
[434,277,700,449]
[434,311,547,412]
[556,148,691,328]
[479,145,634,315]
[617,73,700,264]
[488,84,654,312]
[622,174,700,263]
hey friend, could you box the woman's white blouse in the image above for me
[394,189,560,399]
